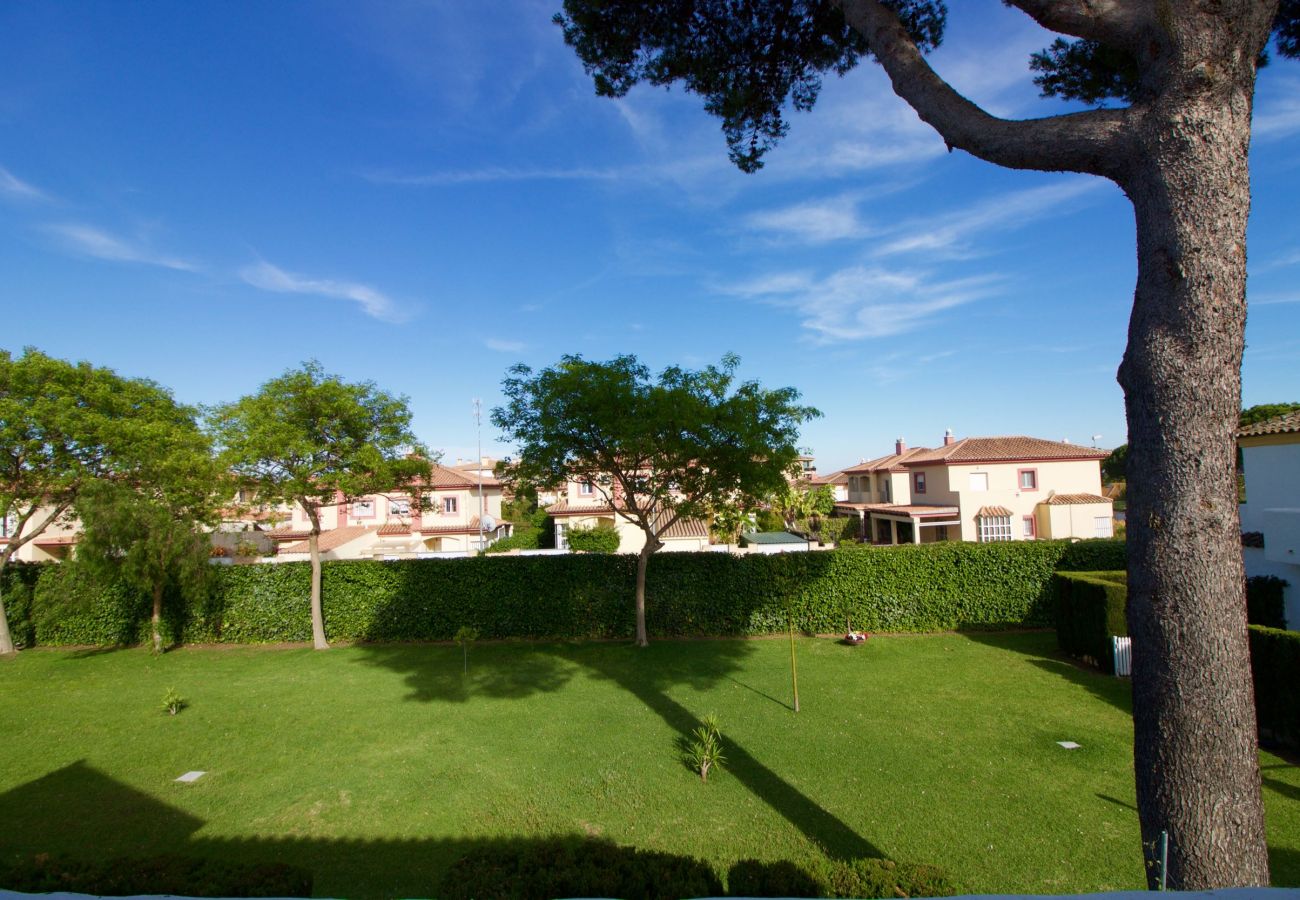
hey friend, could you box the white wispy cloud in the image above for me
[723,265,1002,343]
[743,194,873,244]
[485,338,526,353]
[874,179,1104,259]
[42,223,198,271]
[0,165,48,202]
[1253,79,1300,140]
[239,261,407,323]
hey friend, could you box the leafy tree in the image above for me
[74,415,223,654]
[209,362,428,650]
[554,0,1298,886]
[493,353,817,646]
[565,523,622,553]
[1101,444,1128,483]
[1239,401,1300,429]
[0,348,195,655]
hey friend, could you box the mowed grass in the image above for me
[1,632,1297,898]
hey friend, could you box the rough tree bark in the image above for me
[832,0,1274,887]
[1116,9,1272,884]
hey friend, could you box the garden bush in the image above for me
[1249,624,1300,751]
[565,523,621,553]
[1053,571,1127,673]
[1246,575,1288,629]
[18,539,1127,646]
[0,853,312,897]
[436,837,722,900]
[727,856,958,898]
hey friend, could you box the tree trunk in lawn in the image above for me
[306,505,329,650]
[151,583,164,655]
[1116,24,1269,887]
[634,537,662,647]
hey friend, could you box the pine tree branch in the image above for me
[1003,0,1152,50]
[835,0,1133,178]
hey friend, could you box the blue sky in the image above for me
[2,2,1297,471]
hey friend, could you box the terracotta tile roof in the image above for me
[904,436,1106,465]
[378,520,412,536]
[419,516,496,535]
[33,535,79,546]
[809,469,849,485]
[1044,493,1112,505]
[843,447,933,473]
[421,464,502,490]
[279,525,377,555]
[977,505,1014,518]
[1238,410,1300,437]
[656,514,709,541]
[266,527,311,542]
[547,499,618,516]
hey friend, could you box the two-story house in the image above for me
[545,476,711,553]
[269,463,509,560]
[833,432,1112,545]
[1239,410,1300,628]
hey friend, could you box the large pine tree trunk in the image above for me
[1117,20,1269,886]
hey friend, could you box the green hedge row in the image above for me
[1249,625,1300,751]
[1246,575,1288,629]
[4,539,1126,647]
[0,854,311,897]
[1053,570,1128,674]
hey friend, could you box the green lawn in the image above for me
[2,632,1297,898]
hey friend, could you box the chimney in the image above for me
[895,437,906,455]
[944,429,955,446]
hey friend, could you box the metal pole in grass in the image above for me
[1158,830,1168,891]
[787,608,800,713]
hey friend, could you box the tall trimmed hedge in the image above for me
[1053,571,1127,674]
[1246,575,1288,629]
[1249,625,1300,751]
[13,539,1125,647]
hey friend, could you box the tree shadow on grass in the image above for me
[959,630,1132,715]
[0,762,726,899]
[354,636,880,862]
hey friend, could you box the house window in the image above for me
[555,521,569,550]
[579,481,594,496]
[978,515,1012,542]
[1,512,15,538]
[882,479,891,502]
[443,497,458,514]
[1018,468,1038,491]
[1022,516,1036,539]
[351,500,375,518]
[969,472,989,492]
[390,498,411,516]
[1095,516,1113,538]
[935,525,949,541]
[913,472,927,494]
[849,476,859,493]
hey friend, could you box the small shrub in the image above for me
[754,509,785,532]
[161,687,186,716]
[683,713,726,782]
[0,853,312,897]
[436,837,722,900]
[454,625,479,674]
[565,523,621,553]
